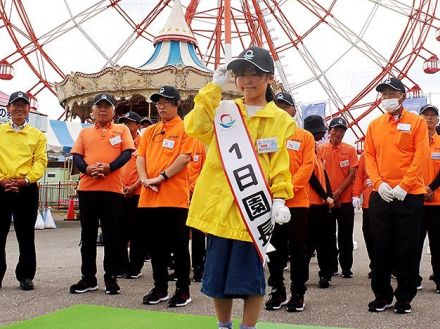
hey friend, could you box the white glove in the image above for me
[271,199,291,225]
[352,197,361,210]
[392,185,407,201]
[212,65,229,88]
[378,182,393,203]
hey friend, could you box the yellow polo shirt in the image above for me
[0,122,47,183]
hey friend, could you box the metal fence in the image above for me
[38,181,78,210]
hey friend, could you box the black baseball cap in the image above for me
[8,91,30,105]
[227,47,274,75]
[420,104,439,116]
[376,77,406,94]
[329,117,348,130]
[150,86,181,102]
[303,115,328,134]
[275,92,295,106]
[93,93,116,106]
[118,111,142,123]
[140,117,154,125]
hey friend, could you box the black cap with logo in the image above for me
[227,47,275,75]
[150,86,181,103]
[420,104,439,116]
[303,115,328,134]
[93,93,116,107]
[8,91,30,105]
[376,77,406,94]
[329,117,348,130]
[118,111,142,123]
[275,92,295,106]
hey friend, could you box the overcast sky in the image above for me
[1,0,439,139]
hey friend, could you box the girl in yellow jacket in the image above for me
[184,47,295,329]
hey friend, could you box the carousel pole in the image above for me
[224,0,232,64]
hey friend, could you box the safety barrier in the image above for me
[38,181,78,210]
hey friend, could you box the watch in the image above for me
[24,178,31,186]
[160,170,169,180]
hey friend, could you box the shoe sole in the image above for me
[143,295,169,305]
[368,303,393,312]
[287,304,305,312]
[70,285,98,294]
[265,299,288,311]
[394,308,411,314]
[168,297,192,307]
[126,274,142,279]
[105,289,121,295]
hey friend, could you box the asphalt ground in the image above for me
[1,211,439,329]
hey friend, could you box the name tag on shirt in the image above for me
[432,152,440,160]
[109,135,122,146]
[340,159,349,168]
[286,140,301,151]
[397,123,411,132]
[257,137,278,154]
[162,139,175,149]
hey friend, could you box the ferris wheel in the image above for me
[1,0,439,143]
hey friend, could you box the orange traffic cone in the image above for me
[65,196,76,221]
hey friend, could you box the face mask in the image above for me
[381,96,402,113]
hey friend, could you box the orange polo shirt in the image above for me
[137,116,194,208]
[309,148,328,206]
[364,109,429,195]
[285,128,314,208]
[319,141,358,203]
[188,138,206,193]
[423,133,440,206]
[352,153,372,209]
[121,133,141,196]
[71,122,135,194]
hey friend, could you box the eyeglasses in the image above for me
[155,101,170,108]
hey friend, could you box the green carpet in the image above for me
[1,304,349,329]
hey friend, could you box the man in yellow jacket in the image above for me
[0,91,47,291]
[185,47,295,329]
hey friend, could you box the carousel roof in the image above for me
[139,0,210,72]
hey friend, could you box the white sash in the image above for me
[214,100,273,263]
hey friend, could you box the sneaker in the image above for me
[70,277,98,294]
[394,300,411,314]
[342,270,353,278]
[318,277,331,289]
[368,298,393,312]
[416,277,422,290]
[265,288,288,310]
[168,288,192,307]
[115,272,125,279]
[143,287,169,305]
[286,294,305,312]
[125,272,142,279]
[19,279,34,291]
[104,276,120,295]
[192,273,203,283]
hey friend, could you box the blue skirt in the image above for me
[201,235,266,299]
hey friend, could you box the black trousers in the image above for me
[0,184,39,282]
[191,227,206,274]
[306,204,333,280]
[329,202,354,272]
[362,208,374,271]
[120,195,147,274]
[369,192,424,302]
[417,205,440,285]
[78,191,123,279]
[267,207,309,296]
[141,207,190,292]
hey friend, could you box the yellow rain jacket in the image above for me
[184,83,296,242]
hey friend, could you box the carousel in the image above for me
[54,0,243,123]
